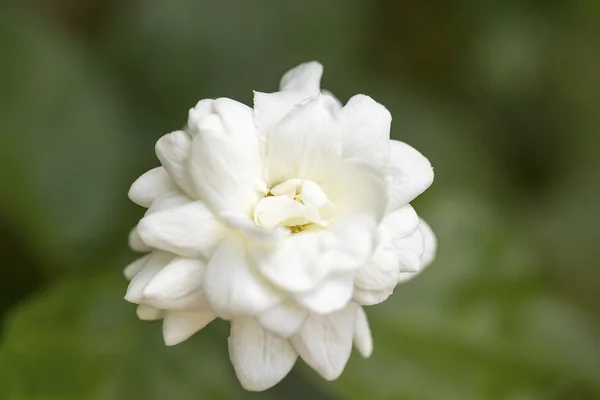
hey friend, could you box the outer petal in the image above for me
[279,61,323,95]
[145,191,192,215]
[265,95,341,185]
[395,228,425,283]
[295,276,354,315]
[291,305,356,381]
[162,309,216,346]
[124,254,151,281]
[354,306,373,358]
[128,167,178,208]
[124,252,174,303]
[419,218,437,269]
[142,258,208,310]
[337,95,391,169]
[203,232,282,319]
[381,205,420,239]
[136,304,164,321]
[188,99,266,215]
[257,303,308,338]
[354,229,399,292]
[128,227,151,253]
[229,317,297,391]
[352,287,393,306]
[385,140,434,212]
[137,201,227,259]
[155,130,195,196]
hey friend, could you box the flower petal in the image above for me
[137,201,227,259]
[295,276,354,314]
[337,95,391,169]
[381,204,420,239]
[265,95,341,185]
[279,61,323,95]
[188,98,266,215]
[155,130,195,196]
[229,317,297,391]
[394,228,425,283]
[124,254,151,281]
[352,287,393,306]
[419,218,437,269]
[136,304,164,321]
[204,232,282,319]
[143,258,208,310]
[354,229,399,292]
[124,252,173,303]
[128,227,151,253]
[145,191,192,215]
[253,90,312,153]
[250,230,334,293]
[290,305,356,381]
[385,140,434,211]
[257,303,308,338]
[162,309,216,346]
[128,167,178,208]
[354,306,373,358]
[322,159,387,223]
[220,212,289,242]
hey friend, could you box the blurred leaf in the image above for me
[0,272,250,400]
[0,7,137,272]
[99,0,371,130]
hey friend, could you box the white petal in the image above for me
[137,201,227,259]
[124,252,173,303]
[250,231,335,293]
[253,90,312,150]
[322,160,387,223]
[354,306,373,358]
[128,167,178,208]
[385,140,434,212]
[381,205,420,239]
[253,195,310,229]
[204,232,282,319]
[352,287,393,306]
[146,191,192,215]
[290,305,356,381]
[220,212,289,242]
[279,61,323,95]
[155,130,195,196]
[257,303,308,338]
[188,98,266,215]
[143,258,208,310]
[162,309,216,346]
[394,228,425,283]
[136,304,164,321]
[229,317,297,391]
[337,95,391,169]
[265,95,341,185]
[295,276,354,314]
[124,254,151,281]
[354,229,399,292]
[419,219,437,269]
[128,227,152,253]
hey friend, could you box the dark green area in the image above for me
[0,1,599,399]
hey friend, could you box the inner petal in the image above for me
[253,179,333,231]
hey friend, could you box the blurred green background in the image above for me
[1,1,599,399]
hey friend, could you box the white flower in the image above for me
[124,61,436,391]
